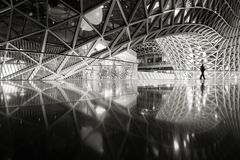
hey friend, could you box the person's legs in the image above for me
[200,72,203,80]
[203,71,206,79]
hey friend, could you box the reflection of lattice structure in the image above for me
[0,0,239,79]
[156,83,221,133]
[0,80,236,159]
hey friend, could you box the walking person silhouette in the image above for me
[200,63,206,80]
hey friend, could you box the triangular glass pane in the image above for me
[7,45,41,63]
[12,0,23,6]
[62,56,82,70]
[10,10,44,39]
[163,0,173,11]
[131,0,146,22]
[84,1,111,33]
[176,0,184,8]
[119,0,138,22]
[42,54,59,64]
[10,31,45,52]
[115,30,129,46]
[43,56,65,72]
[46,32,69,54]
[149,16,161,31]
[62,0,81,12]
[0,46,5,63]
[75,41,94,56]
[150,1,162,15]
[33,67,52,80]
[48,1,77,27]
[92,39,108,53]
[51,18,78,46]
[77,18,100,46]
[0,1,9,8]
[0,10,11,42]
[162,12,172,26]
[105,2,126,32]
[83,0,105,11]
[134,22,147,38]
[1,51,35,78]
[66,71,83,79]
[104,30,122,48]
[129,23,141,38]
[16,0,47,26]
[10,69,34,80]
[195,0,203,6]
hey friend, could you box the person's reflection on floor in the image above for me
[200,81,205,96]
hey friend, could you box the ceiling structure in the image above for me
[157,32,220,71]
[133,40,164,56]
[0,0,239,80]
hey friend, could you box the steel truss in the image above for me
[0,0,239,80]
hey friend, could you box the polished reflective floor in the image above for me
[0,79,240,160]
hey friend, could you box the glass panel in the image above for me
[51,18,78,46]
[116,30,129,45]
[43,56,65,72]
[131,0,146,22]
[10,10,43,39]
[129,23,141,38]
[104,30,121,48]
[33,67,52,80]
[10,32,45,52]
[119,0,138,21]
[76,17,100,46]
[0,10,10,42]
[84,1,111,33]
[48,1,77,27]
[105,2,126,32]
[16,0,47,26]
[62,0,81,12]
[134,22,147,38]
[82,0,105,11]
[46,32,69,54]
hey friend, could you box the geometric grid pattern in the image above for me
[1,80,240,159]
[133,40,164,56]
[0,0,239,79]
[137,80,240,134]
[155,82,221,133]
[156,32,220,71]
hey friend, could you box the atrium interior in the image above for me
[0,0,240,159]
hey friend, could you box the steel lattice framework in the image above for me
[133,40,164,56]
[157,32,220,71]
[0,0,239,80]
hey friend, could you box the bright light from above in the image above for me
[153,2,159,10]
[173,138,179,152]
[85,6,103,25]
[147,2,159,10]
[215,114,218,119]
[81,6,103,31]
[95,43,106,51]
[183,140,187,148]
[95,106,106,116]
